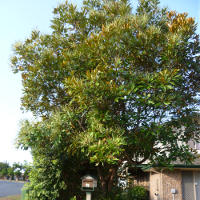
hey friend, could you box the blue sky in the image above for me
[0,0,199,164]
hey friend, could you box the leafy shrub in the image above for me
[94,186,148,200]
[93,187,124,200]
[126,186,149,200]
[70,197,77,200]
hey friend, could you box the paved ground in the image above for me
[0,181,24,197]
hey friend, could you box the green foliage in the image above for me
[0,162,31,180]
[126,186,148,200]
[93,187,123,200]
[22,161,32,180]
[70,197,77,200]
[11,0,200,199]
[24,155,67,200]
[13,162,23,180]
[0,168,8,178]
[0,162,9,178]
[17,109,97,199]
[7,167,14,180]
[0,162,9,171]
[94,186,148,200]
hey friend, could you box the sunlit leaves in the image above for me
[167,11,195,34]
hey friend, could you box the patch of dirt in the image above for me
[0,195,21,200]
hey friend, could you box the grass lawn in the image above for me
[0,195,21,200]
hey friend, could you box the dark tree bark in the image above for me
[97,165,118,196]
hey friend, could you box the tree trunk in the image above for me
[108,167,116,192]
[97,165,117,197]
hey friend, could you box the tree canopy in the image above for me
[0,161,30,181]
[12,0,200,199]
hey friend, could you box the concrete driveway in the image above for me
[0,180,24,197]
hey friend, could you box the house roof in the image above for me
[171,157,200,168]
[137,157,200,171]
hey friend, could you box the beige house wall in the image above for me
[162,170,182,200]
[150,170,183,200]
[150,171,161,200]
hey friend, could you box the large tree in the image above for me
[12,0,200,199]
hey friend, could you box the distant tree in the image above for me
[7,167,14,180]
[0,162,9,171]
[13,163,22,181]
[0,168,8,179]
[12,0,200,199]
[22,162,32,180]
[0,162,9,179]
